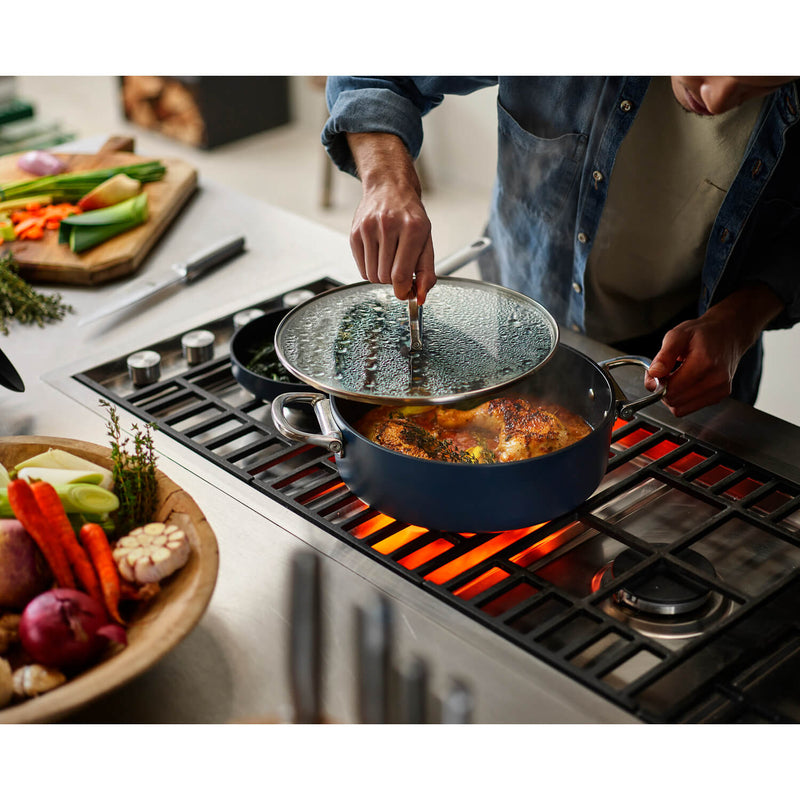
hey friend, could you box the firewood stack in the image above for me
[120,76,291,150]
[121,77,206,147]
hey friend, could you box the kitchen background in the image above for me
[7,75,798,427]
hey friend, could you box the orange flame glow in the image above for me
[423,526,544,585]
[373,525,430,555]
[509,524,581,569]
[453,566,510,601]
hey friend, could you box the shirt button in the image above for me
[577,232,588,244]
[620,99,633,112]
[572,281,582,294]
[592,170,603,182]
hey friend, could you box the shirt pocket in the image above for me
[496,99,587,225]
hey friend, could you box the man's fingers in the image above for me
[414,236,436,304]
[391,227,432,301]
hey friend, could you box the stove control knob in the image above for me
[127,350,162,387]
[282,289,315,307]
[181,329,215,365]
[233,308,265,330]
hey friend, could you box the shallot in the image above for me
[16,150,67,177]
[19,588,126,670]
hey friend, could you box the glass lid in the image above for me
[274,277,559,405]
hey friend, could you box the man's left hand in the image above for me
[644,284,784,416]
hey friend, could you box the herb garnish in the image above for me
[246,340,295,382]
[100,399,159,534]
[0,251,74,335]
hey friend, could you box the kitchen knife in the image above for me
[78,234,246,327]
[0,345,24,392]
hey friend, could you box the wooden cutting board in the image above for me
[0,137,198,285]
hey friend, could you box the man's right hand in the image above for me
[346,132,436,305]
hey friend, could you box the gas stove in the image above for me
[62,278,800,723]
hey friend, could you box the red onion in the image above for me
[16,150,67,176]
[19,588,127,670]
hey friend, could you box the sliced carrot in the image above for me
[9,203,81,237]
[14,217,42,234]
[30,481,103,606]
[19,226,44,240]
[6,479,75,589]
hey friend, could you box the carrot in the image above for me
[30,481,103,606]
[80,522,124,624]
[13,217,43,235]
[6,479,75,589]
[10,202,81,238]
[18,224,44,240]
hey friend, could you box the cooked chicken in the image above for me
[359,411,476,463]
[357,395,590,464]
[436,397,569,461]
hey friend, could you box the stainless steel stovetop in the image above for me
[48,278,800,723]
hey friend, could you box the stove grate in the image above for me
[71,281,800,723]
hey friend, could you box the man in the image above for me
[321,76,800,417]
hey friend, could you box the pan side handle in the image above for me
[271,393,345,454]
[599,355,666,421]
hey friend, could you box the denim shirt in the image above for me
[323,76,800,338]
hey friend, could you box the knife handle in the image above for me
[182,235,246,282]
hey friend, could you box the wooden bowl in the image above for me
[0,435,219,723]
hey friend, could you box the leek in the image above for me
[0,161,165,203]
[58,193,149,253]
[0,482,119,517]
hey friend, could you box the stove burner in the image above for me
[595,546,734,643]
[611,547,715,616]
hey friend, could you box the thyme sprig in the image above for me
[100,399,159,534]
[0,251,74,335]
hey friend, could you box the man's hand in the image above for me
[644,284,784,416]
[346,132,436,304]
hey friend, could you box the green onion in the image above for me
[58,193,149,253]
[0,161,166,203]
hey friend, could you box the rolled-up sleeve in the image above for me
[322,76,496,176]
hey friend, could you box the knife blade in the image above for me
[78,234,246,327]
[0,345,24,392]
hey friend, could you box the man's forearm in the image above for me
[346,132,422,196]
[708,282,785,345]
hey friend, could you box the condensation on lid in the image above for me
[274,278,559,405]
